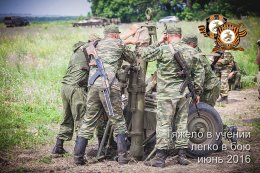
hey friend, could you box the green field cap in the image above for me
[165,24,182,34]
[182,34,198,44]
[104,24,121,33]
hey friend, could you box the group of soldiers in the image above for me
[50,23,242,168]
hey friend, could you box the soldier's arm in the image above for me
[192,55,205,96]
[121,46,136,64]
[140,42,163,62]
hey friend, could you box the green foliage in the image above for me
[0,23,101,151]
[39,155,52,164]
[88,0,260,22]
[77,15,86,21]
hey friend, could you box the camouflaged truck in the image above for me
[3,16,30,27]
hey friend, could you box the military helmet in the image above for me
[104,24,121,34]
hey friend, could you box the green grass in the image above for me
[0,18,259,151]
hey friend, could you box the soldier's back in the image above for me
[62,42,89,86]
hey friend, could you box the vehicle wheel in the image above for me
[186,102,223,158]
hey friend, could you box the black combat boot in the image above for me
[52,138,67,155]
[144,149,167,168]
[74,137,88,165]
[116,134,129,165]
[217,96,228,104]
[177,149,191,165]
[229,126,238,145]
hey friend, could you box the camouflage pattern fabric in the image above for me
[78,38,135,139]
[200,85,220,107]
[156,97,190,149]
[95,111,109,139]
[88,38,135,90]
[216,52,233,97]
[78,87,127,139]
[140,41,204,150]
[197,48,220,107]
[228,61,241,89]
[57,43,90,141]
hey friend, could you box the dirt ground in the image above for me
[1,89,260,173]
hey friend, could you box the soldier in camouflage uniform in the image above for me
[182,34,220,107]
[52,36,99,155]
[140,25,204,167]
[216,51,234,103]
[168,27,182,43]
[228,60,241,91]
[74,25,135,165]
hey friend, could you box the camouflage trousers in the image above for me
[78,87,127,140]
[57,84,87,141]
[155,96,190,150]
[200,82,220,107]
[95,112,109,139]
[217,69,231,97]
[228,72,241,89]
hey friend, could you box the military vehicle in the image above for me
[3,16,30,27]
[72,17,120,27]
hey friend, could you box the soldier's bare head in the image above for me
[104,24,121,39]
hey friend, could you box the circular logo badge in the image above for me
[220,30,235,43]
[209,20,224,33]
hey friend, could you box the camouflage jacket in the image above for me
[231,61,240,73]
[88,38,135,90]
[197,47,220,90]
[141,41,204,99]
[62,42,89,87]
[199,55,220,90]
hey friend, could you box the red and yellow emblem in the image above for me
[198,14,227,39]
[213,22,247,51]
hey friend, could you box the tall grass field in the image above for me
[0,18,259,151]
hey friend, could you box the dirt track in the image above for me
[1,89,260,173]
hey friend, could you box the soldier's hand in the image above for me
[159,34,167,44]
[130,24,139,35]
[193,96,200,104]
[89,60,96,66]
[228,72,234,79]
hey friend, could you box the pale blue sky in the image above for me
[0,0,91,16]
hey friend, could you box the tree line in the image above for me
[87,0,259,22]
